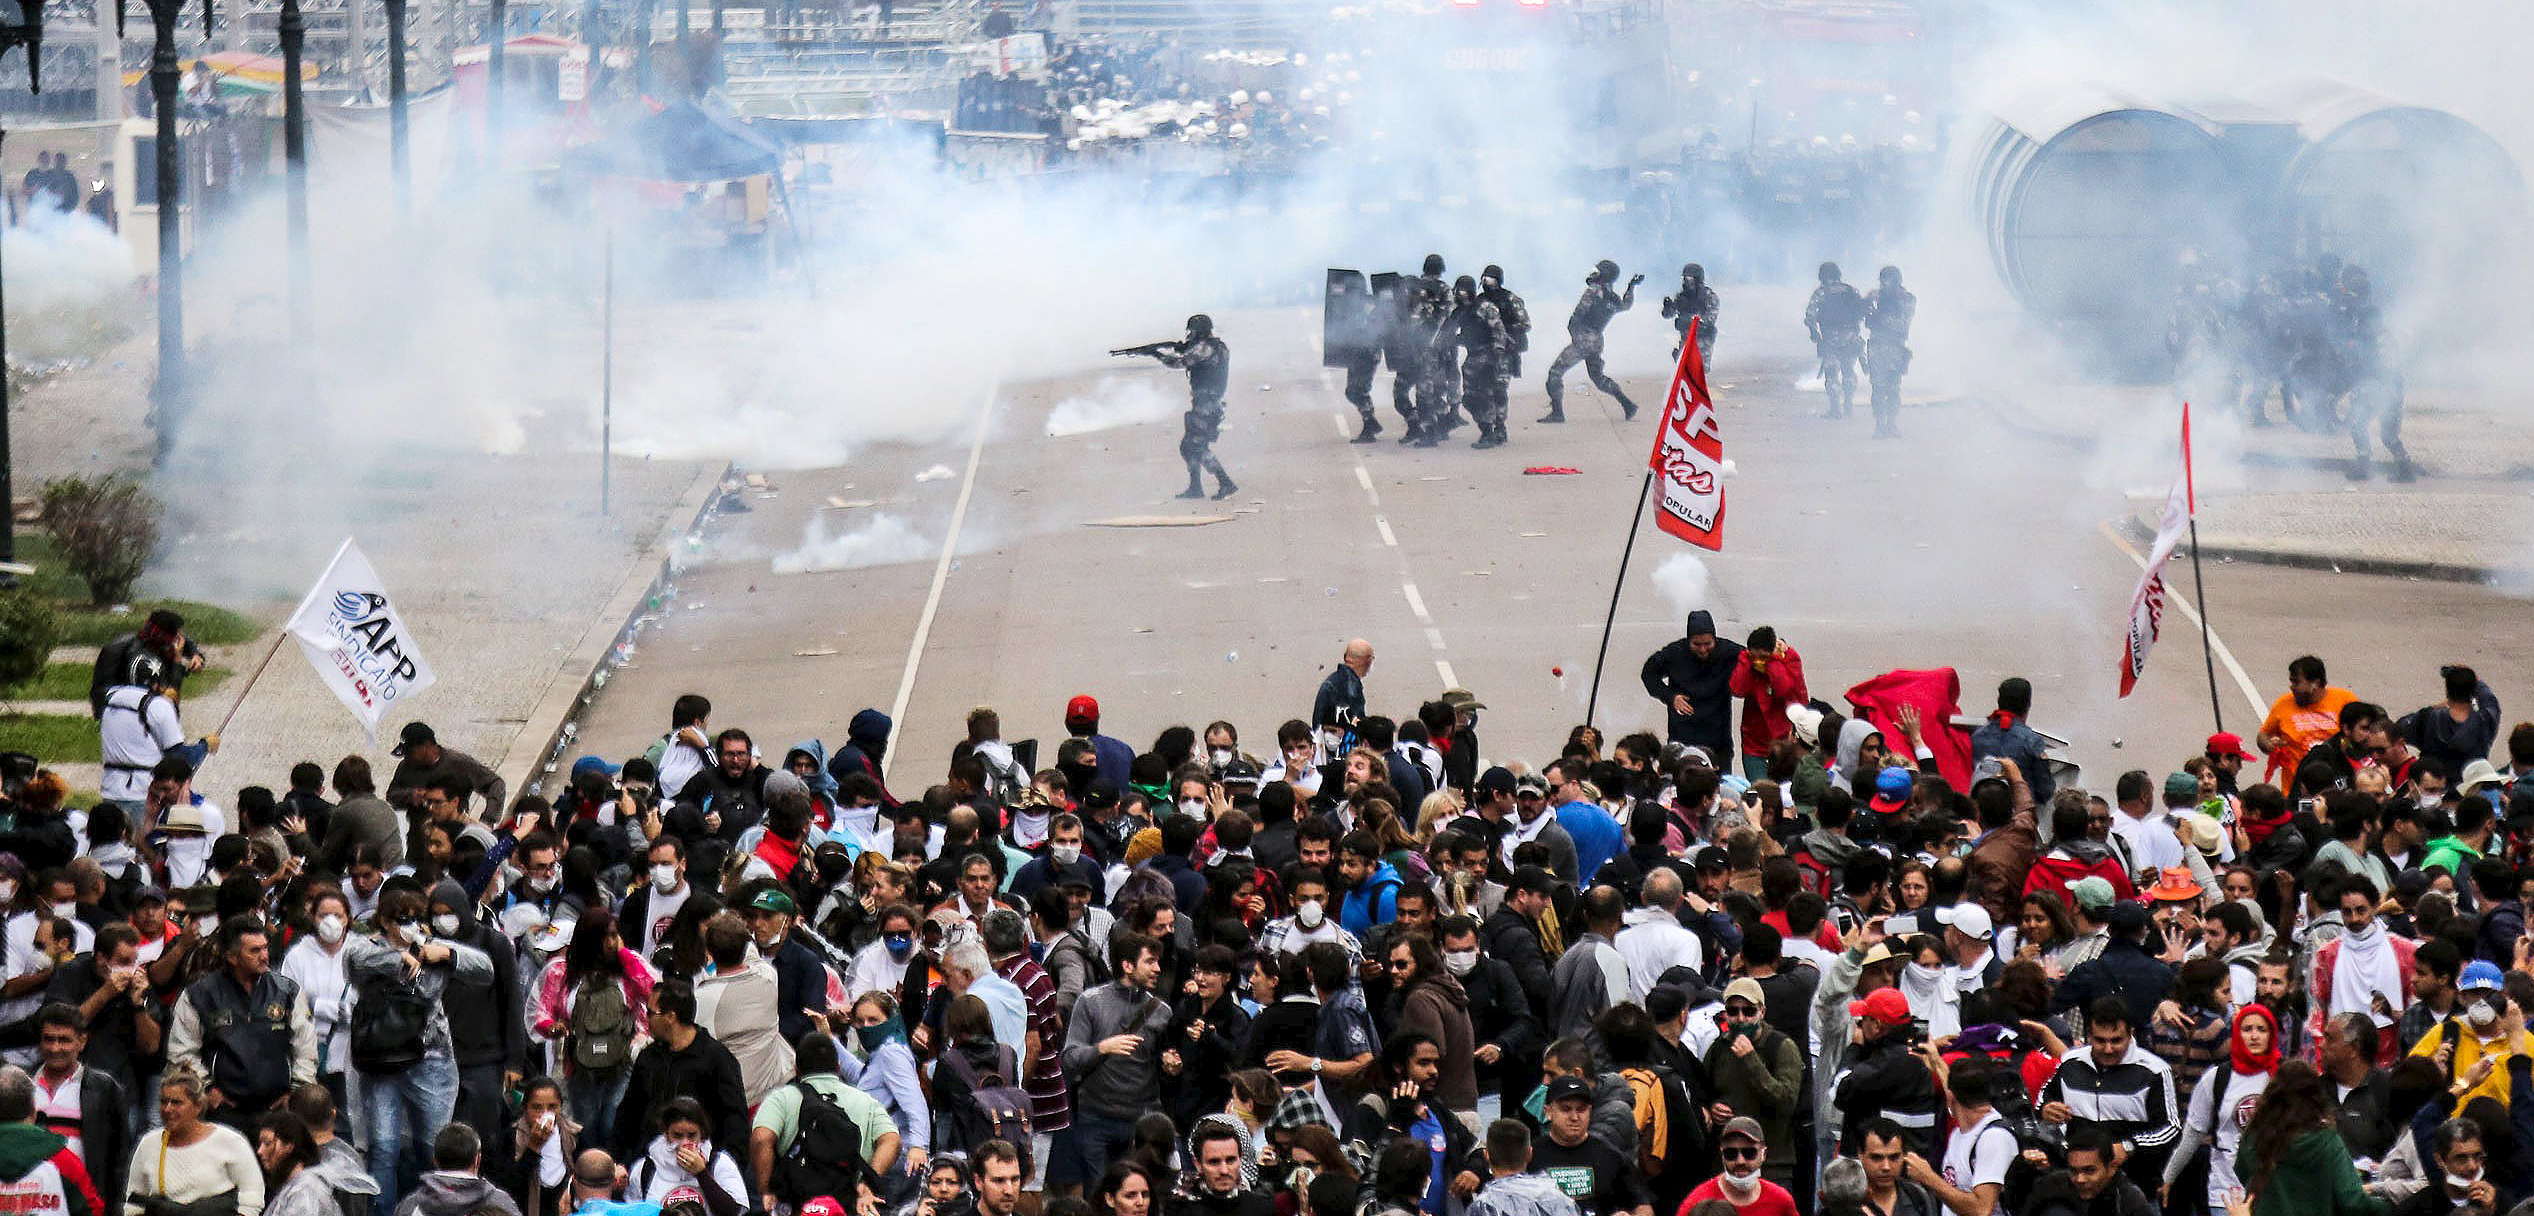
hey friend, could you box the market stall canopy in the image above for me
[125,49,318,96]
[570,99,783,181]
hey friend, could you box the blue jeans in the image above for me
[568,1067,633,1153]
[360,1052,458,1216]
[1057,1108,1135,1189]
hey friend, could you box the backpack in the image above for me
[938,1043,1034,1166]
[771,1079,876,1205]
[349,972,433,1074]
[567,974,636,1076]
[1791,850,1835,899]
[1621,1064,1706,1182]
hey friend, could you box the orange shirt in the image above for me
[2259,686,2355,780]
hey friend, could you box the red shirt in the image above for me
[1677,1177,1797,1216]
[1760,908,1843,953]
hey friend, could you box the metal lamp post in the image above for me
[279,0,309,338]
[116,0,211,464]
[384,0,409,214]
[486,0,504,163]
[0,0,43,566]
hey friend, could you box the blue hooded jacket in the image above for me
[1339,858,1401,938]
[828,709,898,807]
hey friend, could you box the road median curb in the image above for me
[497,463,733,802]
[2114,513,2507,587]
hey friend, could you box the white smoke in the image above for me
[771,513,936,574]
[1,210,137,365]
[1046,378,1182,437]
[1648,552,1713,620]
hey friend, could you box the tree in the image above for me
[39,473,161,607]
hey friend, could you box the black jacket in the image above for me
[674,764,773,843]
[2023,1172,2154,1216]
[440,884,527,1073]
[35,1067,132,1211]
[2050,938,2178,1033]
[1166,1188,1277,1216]
[1835,1034,1941,1156]
[614,1030,750,1161]
[1639,611,1743,755]
[1459,955,1548,1093]
[2334,1066,2395,1161]
[1481,907,1554,1021]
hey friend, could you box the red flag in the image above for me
[1648,319,1724,550]
[2117,408,2193,698]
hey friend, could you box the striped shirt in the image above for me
[2039,1042,2182,1152]
[996,954,1072,1133]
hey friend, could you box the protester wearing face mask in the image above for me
[847,909,924,1002]
[1255,872,1362,966]
[531,913,658,1150]
[276,892,355,1100]
[2405,1117,2510,1216]
[497,835,584,925]
[1675,1115,1783,1214]
[340,886,494,1206]
[616,839,692,963]
[2408,961,2527,1110]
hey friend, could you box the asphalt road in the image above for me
[567,287,2534,796]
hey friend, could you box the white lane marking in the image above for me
[1375,518,1398,547]
[884,386,995,776]
[1332,411,1354,440]
[1436,660,1459,687]
[1425,627,1448,650]
[1355,467,1375,493]
[1401,581,1430,622]
[2097,517,2264,717]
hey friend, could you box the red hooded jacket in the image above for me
[1728,646,1808,759]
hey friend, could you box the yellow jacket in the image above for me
[2408,1020,2528,1109]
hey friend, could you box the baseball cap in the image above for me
[1695,845,1730,872]
[1514,773,1550,797]
[1723,977,1765,1009]
[1477,767,1516,799]
[1509,864,1559,896]
[392,721,437,756]
[1946,904,1994,940]
[2462,960,2506,993]
[2206,732,2257,761]
[2146,868,2204,903]
[1545,1075,1595,1106]
[2069,876,2116,913]
[1065,695,1100,725]
[133,884,168,907]
[1787,705,1824,748]
[573,755,621,780]
[2163,772,2202,805]
[1441,688,1487,711]
[1080,779,1121,812]
[748,889,798,916]
[1869,767,1911,812]
[1851,987,1911,1026]
[1719,1116,1765,1145]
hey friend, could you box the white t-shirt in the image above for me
[642,883,692,959]
[2111,808,2187,877]
[98,687,184,801]
[1941,1110,2015,1202]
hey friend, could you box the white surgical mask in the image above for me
[1210,748,1233,766]
[2448,1170,2484,1192]
[527,874,557,894]
[194,915,218,936]
[316,915,347,945]
[50,901,75,918]
[1296,899,1326,929]
[1050,844,1082,867]
[433,912,463,937]
[1179,798,1207,818]
[651,864,681,893]
[1443,950,1478,977]
[2468,1000,2499,1028]
[0,880,18,903]
[1720,1168,1760,1195]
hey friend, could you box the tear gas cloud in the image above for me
[1,212,136,365]
[1046,377,1182,438]
[107,0,2531,610]
[772,512,937,573]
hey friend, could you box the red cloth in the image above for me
[1844,667,1976,790]
[1761,907,1843,953]
[2023,850,2137,902]
[2230,1004,2281,1076]
[753,831,803,881]
[1728,646,1809,759]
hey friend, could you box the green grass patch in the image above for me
[0,713,101,762]
[0,661,229,701]
[4,533,91,604]
[53,603,260,647]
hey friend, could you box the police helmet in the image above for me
[1818,261,1842,285]
[1422,253,1445,276]
[1453,274,1477,297]
[1593,259,1620,281]
[1481,264,1505,287]
[1185,314,1213,337]
[1682,263,1704,283]
[1879,266,1902,287]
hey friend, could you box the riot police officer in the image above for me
[1862,265,1915,438]
[1392,254,1454,444]
[1131,314,1238,500]
[1333,273,1389,443]
[2339,268,2414,481]
[1542,259,1640,423]
[1480,264,1530,379]
[1804,261,1866,418]
[1449,275,1515,449]
[1660,262,1719,364]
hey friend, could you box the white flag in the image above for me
[2117,476,2190,698]
[284,539,437,738]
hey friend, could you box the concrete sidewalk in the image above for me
[1978,383,2534,583]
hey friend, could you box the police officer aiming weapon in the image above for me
[1115,315,1239,501]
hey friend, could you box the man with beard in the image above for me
[1341,1032,1479,1207]
[1641,611,1743,761]
[2021,1127,2153,1216]
[676,730,774,843]
[2256,655,2355,784]
[1169,1122,1275,1216]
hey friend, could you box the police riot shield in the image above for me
[1325,268,1374,368]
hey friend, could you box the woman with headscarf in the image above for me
[2167,1004,2281,1216]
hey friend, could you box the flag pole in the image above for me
[210,627,293,742]
[1587,469,1655,731]
[2182,402,2223,732]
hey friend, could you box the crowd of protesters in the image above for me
[8,614,2534,1216]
